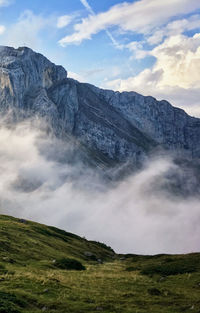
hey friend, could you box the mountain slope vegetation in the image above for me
[0,215,200,313]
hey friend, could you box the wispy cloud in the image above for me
[80,0,94,15]
[57,14,76,29]
[147,14,200,45]
[0,25,5,34]
[0,0,12,7]
[59,0,122,49]
[80,0,122,49]
[0,10,53,50]
[59,0,200,46]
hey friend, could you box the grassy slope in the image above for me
[0,215,200,313]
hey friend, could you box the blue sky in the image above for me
[0,0,200,116]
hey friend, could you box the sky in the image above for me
[0,0,200,116]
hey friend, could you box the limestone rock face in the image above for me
[0,46,67,111]
[0,45,200,164]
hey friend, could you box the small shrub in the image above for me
[164,257,173,263]
[54,258,86,271]
[0,263,8,274]
[125,266,138,272]
[148,288,161,296]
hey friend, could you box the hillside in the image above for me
[0,215,200,313]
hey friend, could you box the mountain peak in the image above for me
[0,45,67,92]
[0,46,200,163]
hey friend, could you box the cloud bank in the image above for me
[0,119,199,255]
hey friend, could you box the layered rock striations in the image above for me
[0,45,200,164]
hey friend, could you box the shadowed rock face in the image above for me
[0,45,200,164]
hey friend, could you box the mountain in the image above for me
[0,214,200,313]
[1,45,200,166]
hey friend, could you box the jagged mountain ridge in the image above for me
[0,45,200,164]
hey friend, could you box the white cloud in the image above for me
[59,0,200,45]
[78,0,122,49]
[147,30,165,45]
[57,15,75,28]
[68,68,105,83]
[123,14,200,58]
[0,25,5,35]
[0,10,53,50]
[152,34,200,89]
[126,41,148,59]
[167,14,200,34]
[68,71,87,82]
[147,14,200,45]
[105,33,200,117]
[0,0,11,35]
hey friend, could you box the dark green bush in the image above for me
[148,288,161,296]
[0,263,8,274]
[141,260,196,277]
[48,226,81,239]
[0,291,26,313]
[54,258,86,271]
[125,266,138,272]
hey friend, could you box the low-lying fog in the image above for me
[0,119,199,255]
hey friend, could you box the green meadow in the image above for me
[0,215,199,313]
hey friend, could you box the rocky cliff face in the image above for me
[0,45,200,165]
